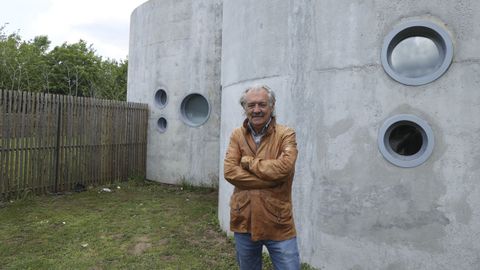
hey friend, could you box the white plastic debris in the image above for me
[101,188,112,193]
[81,243,89,248]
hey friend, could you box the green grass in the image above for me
[0,179,316,269]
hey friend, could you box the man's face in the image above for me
[245,89,273,132]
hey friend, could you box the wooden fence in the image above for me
[0,90,148,200]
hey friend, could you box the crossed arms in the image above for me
[223,129,298,190]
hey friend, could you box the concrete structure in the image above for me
[127,0,222,186]
[129,0,480,269]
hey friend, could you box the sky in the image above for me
[0,0,148,61]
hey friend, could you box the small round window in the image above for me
[157,117,167,133]
[378,114,434,168]
[381,20,453,86]
[154,89,168,108]
[180,93,210,127]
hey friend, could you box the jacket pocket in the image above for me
[263,196,292,224]
[229,191,250,229]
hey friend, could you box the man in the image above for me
[224,85,300,270]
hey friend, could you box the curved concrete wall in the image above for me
[219,0,480,269]
[127,0,222,185]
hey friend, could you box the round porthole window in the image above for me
[154,89,168,108]
[381,20,453,86]
[180,93,210,127]
[378,114,434,168]
[157,117,167,133]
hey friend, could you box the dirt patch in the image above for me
[158,238,169,246]
[128,236,152,255]
[111,233,126,240]
[205,229,229,245]
[161,255,175,261]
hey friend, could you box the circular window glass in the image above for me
[378,114,434,168]
[180,93,210,127]
[154,89,168,108]
[388,121,423,156]
[381,21,453,86]
[390,37,441,78]
[157,117,167,133]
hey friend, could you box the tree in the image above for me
[0,25,22,90]
[47,40,102,97]
[97,59,128,100]
[0,25,128,101]
[16,35,51,92]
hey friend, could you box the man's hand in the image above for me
[240,156,254,170]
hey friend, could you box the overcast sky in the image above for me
[0,0,148,60]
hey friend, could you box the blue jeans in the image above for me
[234,233,300,270]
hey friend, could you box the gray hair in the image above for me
[239,85,276,115]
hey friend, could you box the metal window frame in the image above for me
[154,88,168,108]
[156,117,168,133]
[180,93,211,127]
[381,20,453,86]
[378,114,434,168]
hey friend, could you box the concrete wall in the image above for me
[127,0,222,185]
[219,0,480,269]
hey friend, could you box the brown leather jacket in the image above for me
[224,117,298,241]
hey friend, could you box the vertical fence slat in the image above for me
[0,90,3,198]
[89,98,95,186]
[33,93,41,194]
[46,93,54,194]
[123,103,128,179]
[114,101,118,181]
[104,100,109,184]
[75,97,81,187]
[12,91,19,196]
[134,104,139,176]
[106,100,111,184]
[138,105,142,176]
[142,104,148,177]
[41,93,48,194]
[66,95,72,190]
[3,90,8,198]
[96,98,100,184]
[109,100,114,183]
[26,92,32,193]
[117,101,121,181]
[53,94,61,193]
[19,91,27,196]
[112,101,116,182]
[76,97,82,186]
[5,91,12,197]
[0,90,5,199]
[25,92,33,194]
[0,90,4,198]
[95,99,101,185]
[86,97,92,188]
[25,92,32,195]
[19,91,26,195]
[134,104,138,176]
[69,95,75,189]
[125,103,131,178]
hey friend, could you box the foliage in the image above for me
[0,24,127,100]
